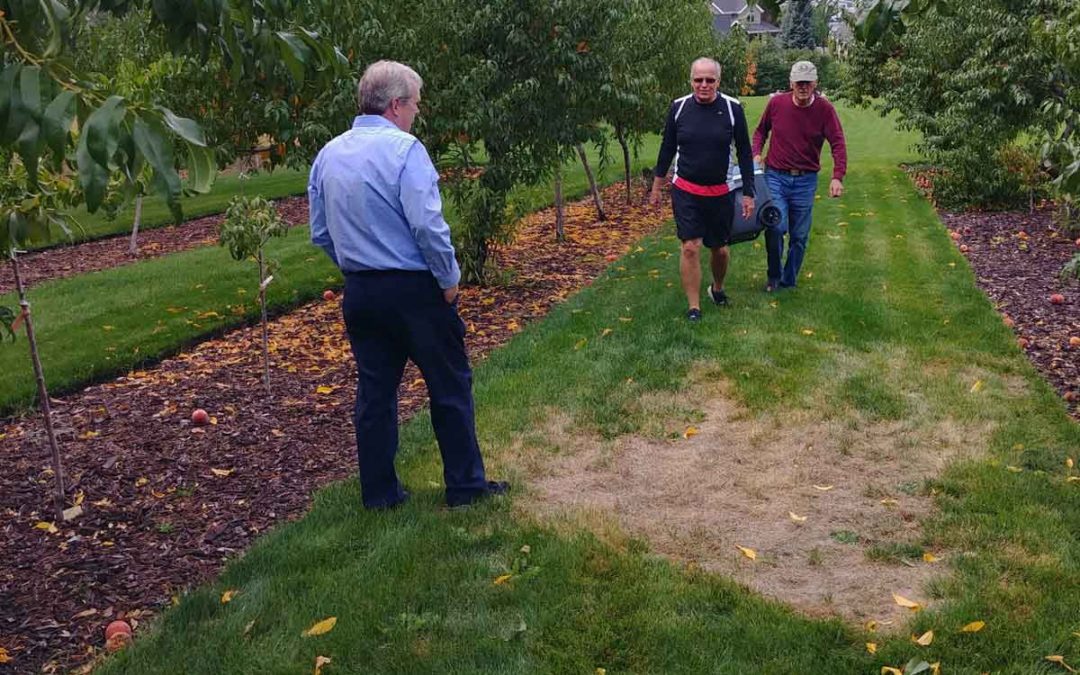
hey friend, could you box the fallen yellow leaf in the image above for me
[596,669,606,675]
[1046,655,1077,672]
[221,589,239,604]
[1006,465,1023,473]
[880,498,899,507]
[812,484,835,492]
[302,617,337,637]
[314,655,332,675]
[735,545,757,561]
[913,629,934,646]
[211,468,234,478]
[0,647,10,664]
[893,593,922,611]
[135,477,149,487]
[865,620,878,632]
[801,329,815,335]
[574,338,588,350]
[789,512,807,523]
[1068,458,1075,469]
[73,490,85,507]
[315,385,335,395]
[34,521,58,534]
[600,328,613,338]
[493,574,513,585]
[881,668,903,675]
[866,642,877,654]
[923,552,939,563]
[970,379,984,393]
[78,431,100,440]
[683,426,699,439]
[1068,477,1080,483]
[960,620,985,633]
[930,663,941,675]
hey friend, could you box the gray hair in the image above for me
[358,60,423,115]
[689,57,721,79]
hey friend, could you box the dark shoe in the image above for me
[764,280,779,293]
[686,308,702,322]
[446,481,510,508]
[709,285,729,306]
[366,490,410,511]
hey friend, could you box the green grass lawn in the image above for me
[96,101,1080,673]
[0,138,660,416]
[38,167,312,249]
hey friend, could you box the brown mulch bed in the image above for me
[941,207,1079,416]
[0,198,310,295]
[0,183,668,674]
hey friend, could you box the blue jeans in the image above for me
[763,169,819,288]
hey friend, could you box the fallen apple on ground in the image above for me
[323,290,335,301]
[191,409,210,426]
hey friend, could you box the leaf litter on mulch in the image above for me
[0,182,667,674]
[941,207,1079,418]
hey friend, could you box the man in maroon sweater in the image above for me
[752,61,847,291]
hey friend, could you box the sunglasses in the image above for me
[692,77,717,84]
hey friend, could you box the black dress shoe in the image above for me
[366,490,410,511]
[446,481,510,507]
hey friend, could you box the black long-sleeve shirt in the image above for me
[654,93,755,198]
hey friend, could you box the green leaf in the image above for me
[1,64,25,146]
[82,95,126,166]
[185,144,216,195]
[41,90,77,162]
[37,0,70,59]
[276,32,311,85]
[132,116,183,220]
[157,106,206,146]
[19,66,43,120]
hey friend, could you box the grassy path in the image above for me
[79,101,1080,673]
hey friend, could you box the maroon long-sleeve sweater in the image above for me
[752,92,847,181]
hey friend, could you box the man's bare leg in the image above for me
[709,245,730,297]
[680,238,703,309]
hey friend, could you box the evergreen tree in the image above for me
[780,0,816,49]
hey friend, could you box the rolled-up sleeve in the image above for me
[308,157,339,267]
[400,143,461,289]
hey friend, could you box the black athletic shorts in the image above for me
[671,186,735,248]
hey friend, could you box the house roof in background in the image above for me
[710,0,748,15]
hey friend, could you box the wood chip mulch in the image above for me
[0,198,311,296]
[0,183,668,674]
[941,206,1079,417]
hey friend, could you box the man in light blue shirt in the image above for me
[309,60,507,509]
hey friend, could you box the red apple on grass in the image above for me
[323,290,335,301]
[191,409,210,426]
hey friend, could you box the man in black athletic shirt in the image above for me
[650,57,755,321]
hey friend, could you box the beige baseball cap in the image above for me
[789,61,818,82]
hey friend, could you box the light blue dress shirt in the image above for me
[309,115,461,289]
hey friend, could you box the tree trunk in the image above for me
[615,125,632,205]
[554,163,566,242]
[128,194,143,256]
[258,250,271,394]
[575,143,606,221]
[10,252,65,521]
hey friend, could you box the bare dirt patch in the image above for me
[524,378,994,629]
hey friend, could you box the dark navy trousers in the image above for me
[342,270,488,508]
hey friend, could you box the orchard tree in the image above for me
[219,195,288,394]
[0,0,343,519]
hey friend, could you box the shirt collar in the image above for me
[352,115,398,129]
